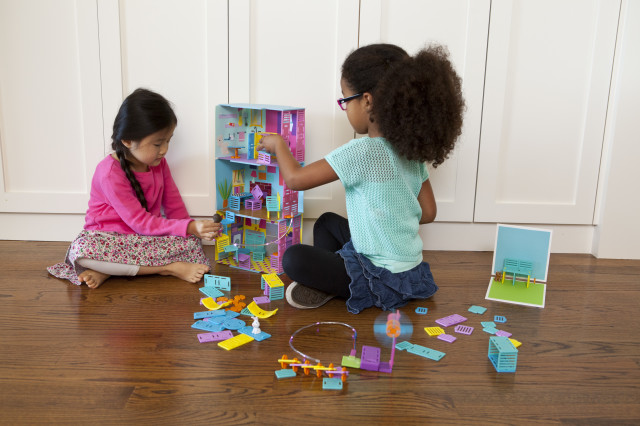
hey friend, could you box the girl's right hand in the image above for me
[188,219,222,241]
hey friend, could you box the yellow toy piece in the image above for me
[424,326,445,336]
[246,301,278,318]
[509,338,522,348]
[202,297,231,310]
[218,333,254,350]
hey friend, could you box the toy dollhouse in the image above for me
[214,104,305,274]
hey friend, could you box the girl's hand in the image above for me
[256,134,285,154]
[188,219,222,241]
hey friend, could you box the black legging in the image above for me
[282,212,351,298]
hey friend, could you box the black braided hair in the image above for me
[341,43,465,167]
[111,88,177,210]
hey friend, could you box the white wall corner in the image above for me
[592,0,640,259]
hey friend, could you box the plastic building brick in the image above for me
[228,195,241,211]
[194,310,226,320]
[237,253,251,269]
[488,336,518,372]
[424,326,445,336]
[481,321,496,328]
[435,314,467,327]
[468,305,487,314]
[494,315,507,323]
[509,338,522,348]
[359,346,381,371]
[218,333,255,350]
[246,301,278,318]
[395,341,415,351]
[415,307,428,315]
[495,330,512,338]
[201,297,231,310]
[407,344,446,361]
[238,325,271,341]
[221,318,246,330]
[204,274,231,291]
[191,320,224,333]
[199,286,224,299]
[454,325,474,335]
[275,369,297,379]
[261,273,284,301]
[253,296,270,304]
[483,326,499,335]
[341,355,361,369]
[197,330,234,343]
[437,334,457,343]
[323,378,343,390]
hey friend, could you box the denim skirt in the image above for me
[338,240,438,314]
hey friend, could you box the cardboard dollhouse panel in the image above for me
[490,224,552,282]
[215,104,305,159]
[485,224,553,308]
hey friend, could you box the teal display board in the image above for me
[491,224,552,282]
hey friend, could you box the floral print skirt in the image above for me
[47,230,210,286]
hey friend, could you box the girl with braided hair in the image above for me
[258,43,465,313]
[48,88,221,288]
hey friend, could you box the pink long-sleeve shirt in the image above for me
[84,155,192,237]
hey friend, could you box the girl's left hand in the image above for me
[188,219,222,241]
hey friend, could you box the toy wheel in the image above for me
[280,354,288,369]
[341,367,348,382]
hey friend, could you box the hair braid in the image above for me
[114,145,149,211]
[110,88,177,212]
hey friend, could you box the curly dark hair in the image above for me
[341,43,465,167]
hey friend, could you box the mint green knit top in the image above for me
[325,137,429,273]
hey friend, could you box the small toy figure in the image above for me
[251,316,261,334]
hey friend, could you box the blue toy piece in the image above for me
[494,315,507,323]
[322,377,343,390]
[468,305,487,314]
[415,307,428,315]
[204,274,231,291]
[488,336,518,372]
[275,369,297,379]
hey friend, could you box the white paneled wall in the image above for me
[0,0,638,259]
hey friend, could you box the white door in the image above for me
[358,0,490,222]
[475,0,620,224]
[0,0,104,214]
[108,0,228,216]
[228,0,360,218]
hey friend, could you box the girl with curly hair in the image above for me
[258,43,465,313]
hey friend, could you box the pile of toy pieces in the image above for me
[275,304,523,390]
[191,274,283,349]
[405,305,521,373]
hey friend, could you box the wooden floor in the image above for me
[1,240,639,425]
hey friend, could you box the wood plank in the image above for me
[0,241,639,423]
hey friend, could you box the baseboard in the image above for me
[1,212,596,255]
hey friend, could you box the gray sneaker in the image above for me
[285,282,335,309]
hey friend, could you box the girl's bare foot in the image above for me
[78,269,111,289]
[160,262,210,283]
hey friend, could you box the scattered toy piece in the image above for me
[424,326,445,336]
[494,315,507,323]
[197,330,234,343]
[468,305,487,314]
[454,325,474,335]
[218,333,254,350]
[435,314,467,327]
[438,334,457,343]
[246,301,278,318]
[415,307,428,315]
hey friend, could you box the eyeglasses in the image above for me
[336,93,363,110]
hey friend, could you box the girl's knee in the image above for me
[282,244,307,278]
